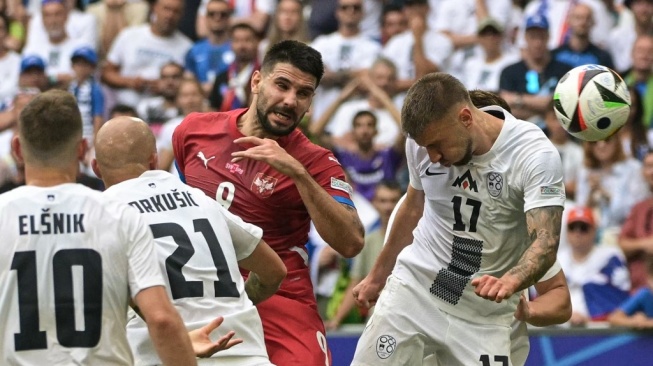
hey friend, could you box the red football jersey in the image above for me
[173,109,354,300]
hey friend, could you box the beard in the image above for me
[256,95,303,137]
[453,135,474,166]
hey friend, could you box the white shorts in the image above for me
[351,275,512,366]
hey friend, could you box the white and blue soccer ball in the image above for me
[553,64,631,142]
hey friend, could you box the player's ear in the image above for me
[91,158,102,179]
[11,135,24,165]
[150,152,158,171]
[459,107,473,128]
[251,70,262,94]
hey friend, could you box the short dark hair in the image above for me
[352,110,377,127]
[19,90,82,163]
[110,104,138,118]
[401,72,471,138]
[382,3,403,19]
[261,40,324,87]
[376,179,402,193]
[229,22,260,39]
[469,89,511,112]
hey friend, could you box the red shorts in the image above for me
[257,294,332,366]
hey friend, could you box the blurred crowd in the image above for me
[2,0,653,332]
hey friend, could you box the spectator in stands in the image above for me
[499,14,571,121]
[157,77,208,172]
[430,0,513,80]
[520,0,612,50]
[619,150,653,291]
[0,13,19,104]
[109,103,138,119]
[185,0,233,95]
[137,62,184,129]
[308,0,338,40]
[310,57,401,149]
[16,55,49,92]
[382,0,453,94]
[576,135,649,231]
[542,101,583,200]
[619,88,650,161]
[102,0,191,108]
[624,35,653,128]
[324,180,403,330]
[310,0,381,122]
[0,0,26,52]
[68,46,104,147]
[260,0,309,58]
[609,0,653,74]
[22,0,94,87]
[559,206,631,325]
[462,18,519,92]
[209,23,260,111]
[25,0,96,52]
[0,88,37,193]
[609,255,653,329]
[196,0,274,38]
[86,0,149,59]
[379,4,407,46]
[551,3,615,69]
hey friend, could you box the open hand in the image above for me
[189,316,243,358]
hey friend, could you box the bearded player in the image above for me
[173,40,365,365]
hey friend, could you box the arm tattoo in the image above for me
[342,203,365,237]
[508,206,563,291]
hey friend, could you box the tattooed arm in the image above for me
[471,205,563,303]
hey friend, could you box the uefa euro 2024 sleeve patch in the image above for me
[331,177,353,195]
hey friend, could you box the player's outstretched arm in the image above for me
[133,286,197,365]
[354,187,425,308]
[239,239,287,304]
[232,136,365,257]
[189,316,244,358]
[515,269,571,327]
[473,205,563,303]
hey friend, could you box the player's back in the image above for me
[104,170,268,365]
[0,183,157,366]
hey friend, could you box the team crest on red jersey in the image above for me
[251,173,278,198]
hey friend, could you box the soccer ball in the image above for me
[553,64,631,142]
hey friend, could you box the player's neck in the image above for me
[24,165,78,187]
[238,108,279,139]
[472,111,503,156]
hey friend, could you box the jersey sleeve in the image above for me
[106,28,129,65]
[209,196,263,261]
[310,151,355,207]
[120,203,166,298]
[406,139,424,191]
[521,147,566,212]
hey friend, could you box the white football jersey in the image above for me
[394,106,565,326]
[0,183,165,365]
[103,170,268,365]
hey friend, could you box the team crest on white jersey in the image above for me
[196,151,215,168]
[376,335,396,359]
[251,173,278,198]
[487,172,503,197]
[452,169,478,192]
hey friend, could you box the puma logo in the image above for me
[197,151,215,169]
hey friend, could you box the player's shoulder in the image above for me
[283,130,338,165]
[176,109,244,136]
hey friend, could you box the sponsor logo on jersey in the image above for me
[540,186,562,196]
[196,151,215,169]
[149,183,156,188]
[487,172,503,197]
[452,169,478,192]
[47,194,55,201]
[331,177,353,195]
[425,165,446,176]
[328,156,341,165]
[376,335,396,359]
[225,162,244,175]
[251,173,278,198]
